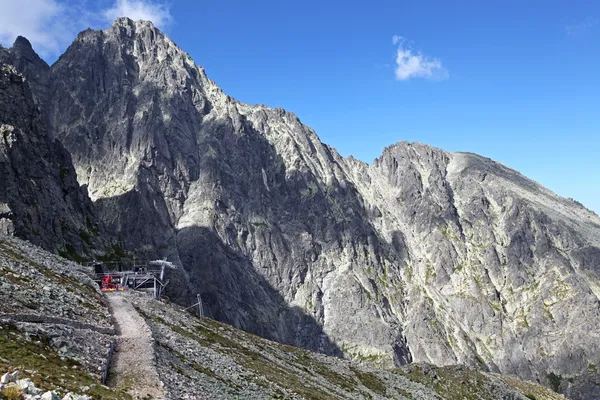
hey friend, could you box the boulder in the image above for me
[17,378,43,395]
[62,394,91,400]
[40,391,60,400]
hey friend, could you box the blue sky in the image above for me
[1,0,599,213]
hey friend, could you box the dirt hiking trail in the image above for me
[106,291,165,400]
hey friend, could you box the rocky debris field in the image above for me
[0,235,129,399]
[0,369,90,400]
[0,236,111,328]
[129,291,566,400]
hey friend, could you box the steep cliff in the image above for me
[3,18,600,398]
[0,63,101,257]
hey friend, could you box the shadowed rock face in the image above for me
[3,17,600,398]
[0,63,100,256]
[0,37,50,107]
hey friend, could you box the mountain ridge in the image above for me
[2,18,600,398]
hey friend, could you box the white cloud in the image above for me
[392,36,448,81]
[565,18,597,36]
[0,0,80,57]
[103,0,172,28]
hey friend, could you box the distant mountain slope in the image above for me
[2,18,600,398]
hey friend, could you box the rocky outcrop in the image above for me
[0,37,50,107]
[3,18,600,398]
[0,370,91,400]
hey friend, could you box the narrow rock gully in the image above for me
[105,292,165,400]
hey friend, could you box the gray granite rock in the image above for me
[2,17,599,399]
[40,391,60,400]
[0,37,50,108]
[0,64,102,257]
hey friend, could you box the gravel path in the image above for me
[106,292,165,399]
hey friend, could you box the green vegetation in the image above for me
[97,242,131,262]
[553,280,574,301]
[496,373,565,399]
[340,346,392,365]
[394,364,494,400]
[58,164,69,181]
[438,224,459,241]
[425,262,436,284]
[58,244,87,263]
[542,302,555,322]
[404,264,413,280]
[489,300,502,313]
[1,386,24,400]
[85,216,100,237]
[547,372,562,392]
[518,308,530,329]
[349,366,386,396]
[137,307,377,399]
[133,300,566,400]
[0,240,103,306]
[79,230,92,246]
[395,365,564,400]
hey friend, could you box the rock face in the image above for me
[0,63,101,256]
[3,18,600,398]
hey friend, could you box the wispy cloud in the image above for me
[0,0,172,59]
[392,35,448,81]
[565,18,597,36]
[0,0,82,58]
[103,0,173,28]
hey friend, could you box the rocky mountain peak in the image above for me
[2,22,600,399]
[0,35,49,107]
[11,36,43,64]
[112,16,156,29]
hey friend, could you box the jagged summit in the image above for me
[11,36,38,57]
[113,16,156,26]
